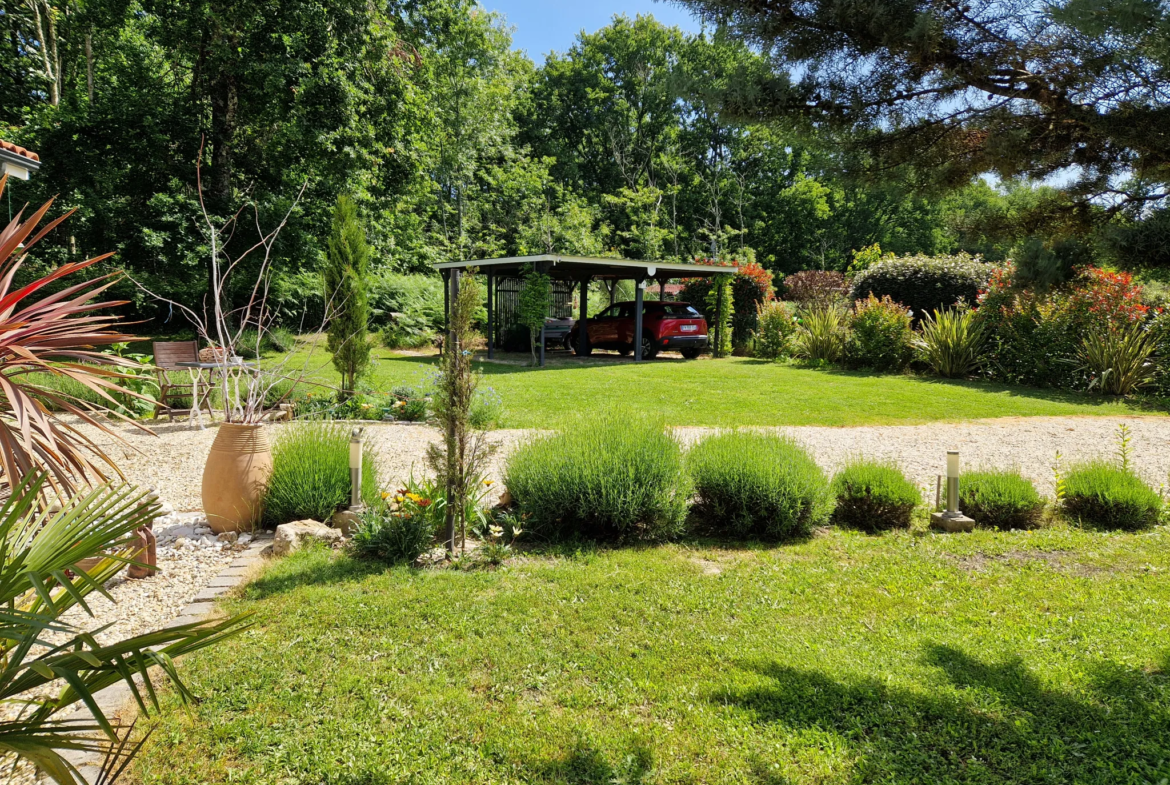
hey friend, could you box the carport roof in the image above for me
[435,254,728,280]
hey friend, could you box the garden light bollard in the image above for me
[349,427,364,511]
[931,449,975,532]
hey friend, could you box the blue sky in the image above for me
[481,0,703,61]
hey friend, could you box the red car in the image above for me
[568,300,708,359]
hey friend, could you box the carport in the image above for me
[435,255,731,367]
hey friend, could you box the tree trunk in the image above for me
[208,63,238,310]
[85,29,94,102]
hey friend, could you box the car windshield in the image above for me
[653,303,702,317]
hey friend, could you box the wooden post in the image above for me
[486,269,495,359]
[634,276,645,362]
[577,277,590,356]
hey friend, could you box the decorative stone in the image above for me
[272,520,342,556]
[931,511,976,533]
[217,531,239,544]
[330,509,362,537]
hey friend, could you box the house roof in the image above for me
[0,140,41,175]
[435,254,731,280]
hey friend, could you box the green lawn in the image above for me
[280,343,1160,428]
[133,528,1170,784]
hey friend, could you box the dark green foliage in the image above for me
[960,470,1045,530]
[504,416,690,542]
[850,254,992,321]
[350,507,433,564]
[325,196,372,396]
[1061,462,1163,531]
[845,295,914,372]
[831,460,920,532]
[372,274,445,349]
[517,269,551,364]
[264,423,378,527]
[688,431,833,540]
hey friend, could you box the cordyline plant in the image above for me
[0,173,151,496]
[0,473,249,783]
[427,272,494,555]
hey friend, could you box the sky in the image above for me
[482,0,703,61]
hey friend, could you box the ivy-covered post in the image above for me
[708,273,734,358]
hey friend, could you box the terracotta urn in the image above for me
[201,423,273,533]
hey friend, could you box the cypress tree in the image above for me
[325,195,371,398]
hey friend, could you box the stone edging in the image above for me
[51,533,274,783]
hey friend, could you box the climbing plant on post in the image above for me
[428,272,494,556]
[517,266,552,366]
[707,273,734,357]
[324,195,371,399]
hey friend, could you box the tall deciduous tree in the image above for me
[325,195,370,398]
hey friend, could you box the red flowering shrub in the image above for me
[977,265,1155,390]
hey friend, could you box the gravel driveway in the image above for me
[82,415,1170,509]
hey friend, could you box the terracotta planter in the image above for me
[202,423,273,533]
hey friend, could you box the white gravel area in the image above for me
[80,415,1170,509]
[679,416,1170,498]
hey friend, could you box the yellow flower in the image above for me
[489,525,504,538]
[395,495,405,503]
[381,491,391,500]
[483,479,494,486]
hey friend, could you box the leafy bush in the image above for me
[350,505,433,564]
[266,327,298,353]
[753,300,799,360]
[960,470,1045,529]
[264,422,379,526]
[915,307,987,378]
[503,415,690,542]
[831,460,920,532]
[688,431,833,540]
[782,270,847,307]
[794,305,848,362]
[849,253,992,320]
[845,295,914,371]
[1078,324,1160,395]
[1061,462,1163,530]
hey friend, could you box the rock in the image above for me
[330,509,362,537]
[217,531,239,544]
[238,533,253,546]
[272,520,343,556]
[174,537,191,549]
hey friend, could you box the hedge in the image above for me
[849,253,992,320]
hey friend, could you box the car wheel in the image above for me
[680,348,701,359]
[640,335,659,360]
[568,335,593,356]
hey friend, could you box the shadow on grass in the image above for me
[242,548,389,600]
[531,739,655,785]
[714,643,1170,782]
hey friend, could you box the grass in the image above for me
[132,526,1170,784]
[270,338,1162,429]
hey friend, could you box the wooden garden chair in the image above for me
[152,340,210,420]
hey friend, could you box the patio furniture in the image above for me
[153,341,212,421]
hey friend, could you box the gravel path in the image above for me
[81,414,1170,508]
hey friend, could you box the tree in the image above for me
[427,272,492,555]
[517,267,551,365]
[671,0,1170,214]
[324,195,371,397]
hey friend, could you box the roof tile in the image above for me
[0,140,40,162]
